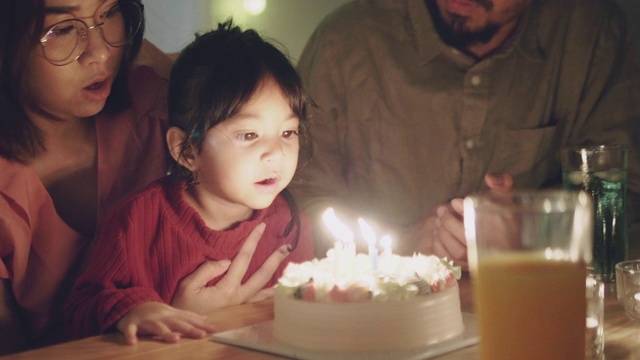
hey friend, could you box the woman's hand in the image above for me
[116,302,216,345]
[170,222,291,314]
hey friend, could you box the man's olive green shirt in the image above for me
[292,0,640,252]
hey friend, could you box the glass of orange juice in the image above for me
[464,190,592,360]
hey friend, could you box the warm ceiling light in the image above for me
[243,0,266,15]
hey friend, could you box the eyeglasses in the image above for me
[39,2,143,66]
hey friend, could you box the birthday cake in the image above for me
[273,251,465,352]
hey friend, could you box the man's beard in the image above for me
[425,0,501,49]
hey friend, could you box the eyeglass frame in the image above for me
[38,1,144,66]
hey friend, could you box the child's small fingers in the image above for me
[139,320,180,343]
[170,319,207,339]
[174,322,209,339]
[123,324,139,345]
[159,332,181,343]
[197,319,218,334]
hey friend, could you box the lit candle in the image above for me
[322,208,355,278]
[358,218,378,272]
[380,235,392,257]
[378,235,393,274]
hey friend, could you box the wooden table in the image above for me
[4,274,640,359]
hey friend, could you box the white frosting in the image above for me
[277,253,460,303]
[274,283,465,351]
[273,253,464,351]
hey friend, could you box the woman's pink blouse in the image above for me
[0,64,168,337]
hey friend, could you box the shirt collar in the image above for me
[410,0,445,64]
[514,3,544,62]
[410,0,543,64]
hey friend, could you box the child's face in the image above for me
[191,77,300,212]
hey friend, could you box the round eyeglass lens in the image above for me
[40,2,142,65]
[101,2,142,47]
[40,19,86,65]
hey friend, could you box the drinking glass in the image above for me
[615,259,640,322]
[464,190,593,360]
[586,274,604,357]
[561,145,628,282]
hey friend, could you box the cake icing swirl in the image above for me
[276,252,461,303]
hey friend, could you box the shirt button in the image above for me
[471,75,482,86]
[465,139,475,149]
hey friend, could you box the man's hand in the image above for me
[409,173,515,269]
[484,173,514,193]
[433,198,467,268]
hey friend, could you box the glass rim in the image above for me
[561,144,628,154]
[464,189,592,213]
[615,260,640,274]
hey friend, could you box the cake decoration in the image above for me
[276,252,461,303]
[272,208,466,351]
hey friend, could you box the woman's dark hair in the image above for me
[168,19,314,249]
[103,0,146,114]
[0,0,145,163]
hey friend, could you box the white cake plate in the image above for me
[212,313,478,360]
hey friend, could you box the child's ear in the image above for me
[166,127,197,171]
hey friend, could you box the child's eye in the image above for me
[282,130,299,139]
[238,132,258,141]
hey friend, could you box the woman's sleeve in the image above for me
[0,167,86,341]
[0,196,29,354]
[0,193,28,279]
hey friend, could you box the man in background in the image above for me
[291,0,640,266]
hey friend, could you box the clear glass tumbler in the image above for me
[465,189,593,360]
[561,145,628,282]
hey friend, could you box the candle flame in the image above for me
[358,218,376,246]
[322,208,354,244]
[380,235,392,249]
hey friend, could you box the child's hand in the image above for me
[116,302,217,345]
[170,222,291,313]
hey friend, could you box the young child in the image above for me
[63,20,315,344]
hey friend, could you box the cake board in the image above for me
[211,313,478,360]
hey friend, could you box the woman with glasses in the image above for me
[0,0,170,352]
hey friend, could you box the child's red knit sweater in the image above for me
[63,177,313,339]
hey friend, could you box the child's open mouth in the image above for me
[257,177,277,185]
[85,80,105,90]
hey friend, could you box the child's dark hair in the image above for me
[168,19,314,249]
